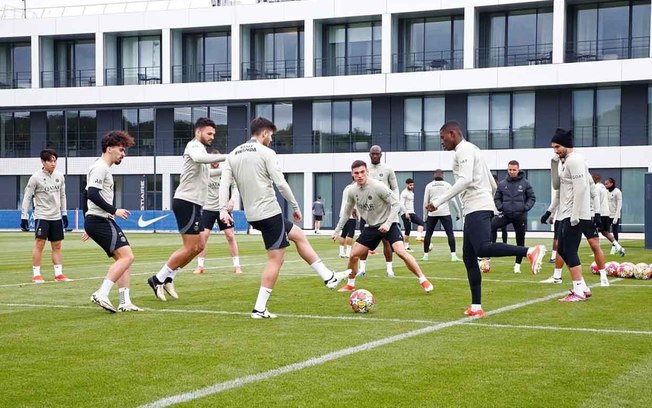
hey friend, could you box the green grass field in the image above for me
[1,231,651,407]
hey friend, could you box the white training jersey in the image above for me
[430,139,496,216]
[423,179,461,217]
[219,139,299,222]
[204,166,237,212]
[607,187,622,219]
[21,169,67,221]
[368,162,399,195]
[400,188,415,213]
[173,138,226,206]
[557,151,591,221]
[594,182,610,215]
[85,159,114,218]
[334,178,400,235]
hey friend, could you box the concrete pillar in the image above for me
[463,6,476,69]
[552,0,566,63]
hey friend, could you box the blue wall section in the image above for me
[0,210,249,233]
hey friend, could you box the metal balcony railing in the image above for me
[172,63,231,83]
[476,43,552,68]
[0,71,31,89]
[315,55,381,77]
[241,59,303,80]
[311,132,376,153]
[393,50,463,72]
[40,69,96,88]
[566,36,650,62]
[465,128,536,150]
[105,66,161,86]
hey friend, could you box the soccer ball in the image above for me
[604,261,620,277]
[349,289,375,313]
[634,263,649,280]
[618,262,636,278]
[589,261,599,274]
[478,258,491,273]
[645,264,652,280]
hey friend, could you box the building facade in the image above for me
[1,0,651,232]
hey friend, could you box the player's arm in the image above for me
[614,189,622,222]
[431,150,474,209]
[21,175,36,219]
[187,144,227,164]
[422,185,430,219]
[208,168,222,177]
[450,187,463,220]
[568,158,587,225]
[378,183,401,227]
[524,179,536,212]
[217,160,233,213]
[60,174,68,216]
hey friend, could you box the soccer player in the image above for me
[219,117,346,319]
[400,178,426,251]
[421,169,461,262]
[148,118,226,301]
[429,121,545,316]
[85,131,141,312]
[332,160,433,294]
[312,196,325,234]
[337,180,358,258]
[605,177,625,256]
[20,149,70,283]
[491,160,536,273]
[193,150,242,275]
[593,174,624,257]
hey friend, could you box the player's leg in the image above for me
[558,219,589,302]
[382,238,394,277]
[440,215,459,261]
[338,228,382,292]
[31,237,46,283]
[219,216,241,273]
[387,223,432,292]
[47,219,68,281]
[402,214,412,251]
[113,245,142,312]
[512,215,527,273]
[461,213,484,317]
[422,216,436,261]
[193,228,211,274]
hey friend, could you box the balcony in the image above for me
[105,66,161,86]
[315,55,381,77]
[172,63,231,83]
[311,131,375,153]
[393,50,463,73]
[476,44,552,68]
[465,128,535,150]
[241,59,303,80]
[0,71,31,89]
[403,131,443,151]
[566,37,650,62]
[41,69,96,88]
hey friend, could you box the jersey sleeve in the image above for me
[21,175,37,219]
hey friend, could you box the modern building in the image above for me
[1,0,651,232]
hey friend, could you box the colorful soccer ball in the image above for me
[645,264,652,280]
[605,261,620,277]
[618,262,636,278]
[590,261,599,274]
[478,258,491,273]
[634,263,649,280]
[349,289,375,314]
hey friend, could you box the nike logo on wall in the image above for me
[137,214,169,228]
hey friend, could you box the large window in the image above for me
[43,39,95,88]
[404,96,445,151]
[0,111,30,158]
[177,31,231,83]
[123,108,154,156]
[0,41,31,89]
[479,8,552,67]
[467,92,535,149]
[255,103,293,154]
[314,173,333,228]
[572,87,621,146]
[397,15,463,71]
[569,1,650,62]
[621,168,645,232]
[47,110,97,157]
[108,35,161,85]
[648,86,652,144]
[319,21,381,76]
[246,27,303,80]
[312,99,371,153]
[173,106,228,155]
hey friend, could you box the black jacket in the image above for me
[494,171,536,219]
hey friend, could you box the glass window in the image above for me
[404,96,445,151]
[146,174,162,211]
[573,89,595,147]
[621,168,645,232]
[404,98,422,151]
[598,3,629,59]
[286,174,304,228]
[351,100,371,152]
[251,27,302,79]
[13,43,31,88]
[648,86,652,144]
[0,112,30,157]
[490,93,510,149]
[138,108,155,156]
[173,107,192,155]
[209,105,228,153]
[576,6,598,56]
[314,173,333,227]
[512,92,535,149]
[255,102,293,154]
[313,101,332,153]
[467,94,489,148]
[596,87,621,146]
[527,169,552,231]
[256,104,273,120]
[47,111,65,153]
[507,11,537,65]
[632,3,651,58]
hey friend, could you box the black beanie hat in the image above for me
[551,128,573,148]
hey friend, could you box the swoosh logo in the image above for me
[137,214,169,228]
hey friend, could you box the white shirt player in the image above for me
[174,138,226,207]
[423,179,461,217]
[22,169,67,221]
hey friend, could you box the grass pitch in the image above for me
[0,231,651,407]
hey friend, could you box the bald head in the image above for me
[369,145,382,164]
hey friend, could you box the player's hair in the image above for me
[251,117,277,135]
[101,130,135,153]
[40,149,58,161]
[195,117,216,130]
[440,120,463,133]
[508,160,519,167]
[406,178,414,184]
[351,160,367,170]
[607,177,616,187]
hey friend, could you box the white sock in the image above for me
[339,245,345,256]
[580,277,589,292]
[232,256,240,267]
[572,280,584,296]
[99,278,114,297]
[347,278,356,287]
[254,286,272,312]
[169,268,180,280]
[345,245,351,256]
[155,264,173,282]
[471,303,482,312]
[599,269,607,279]
[118,287,131,305]
[405,243,410,250]
[553,268,563,279]
[514,263,521,273]
[550,250,557,259]
[54,264,63,277]
[418,275,427,284]
[197,257,205,268]
[32,266,41,277]
[386,262,393,273]
[359,260,366,273]
[451,252,457,257]
[613,241,622,250]
[310,259,332,281]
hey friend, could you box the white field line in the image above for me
[462,322,652,336]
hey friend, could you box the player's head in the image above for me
[433,169,444,180]
[351,160,368,185]
[40,149,58,173]
[251,116,277,147]
[507,160,520,178]
[369,145,382,164]
[405,178,414,191]
[439,121,464,151]
[101,130,135,165]
[194,117,216,147]
[209,149,221,169]
[317,195,322,200]
[551,128,573,159]
[592,173,601,183]
[605,177,616,189]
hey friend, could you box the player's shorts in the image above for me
[340,219,356,238]
[313,215,323,221]
[201,209,233,231]
[600,216,613,233]
[84,215,130,257]
[582,219,599,239]
[356,222,403,251]
[34,219,64,242]
[173,198,202,235]
[249,213,293,250]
